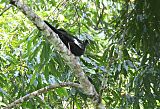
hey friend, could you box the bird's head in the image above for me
[83,40,89,47]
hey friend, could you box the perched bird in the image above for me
[44,21,88,56]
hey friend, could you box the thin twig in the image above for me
[0,4,12,16]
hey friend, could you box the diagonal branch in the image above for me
[4,82,81,109]
[8,0,105,108]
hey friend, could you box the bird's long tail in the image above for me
[44,20,61,34]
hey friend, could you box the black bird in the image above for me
[44,21,89,56]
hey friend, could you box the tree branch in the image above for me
[4,82,81,109]
[0,4,12,16]
[9,0,105,108]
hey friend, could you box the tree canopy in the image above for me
[0,0,160,108]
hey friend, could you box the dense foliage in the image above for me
[0,0,160,108]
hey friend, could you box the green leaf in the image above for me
[30,73,37,85]
[55,88,68,97]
